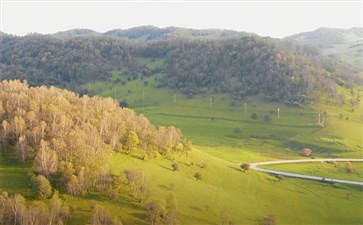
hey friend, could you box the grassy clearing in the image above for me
[87,64,362,159]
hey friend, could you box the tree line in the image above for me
[0,30,360,105]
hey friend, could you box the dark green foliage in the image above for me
[264,113,270,122]
[234,127,241,134]
[33,175,52,199]
[194,172,202,180]
[119,100,128,108]
[251,113,258,120]
[240,163,250,172]
[0,29,359,103]
[172,163,179,171]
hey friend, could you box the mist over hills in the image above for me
[0,26,361,105]
[286,27,363,69]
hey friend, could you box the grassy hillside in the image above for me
[87,60,363,159]
[0,75,362,224]
[1,147,362,225]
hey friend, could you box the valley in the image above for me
[0,26,362,225]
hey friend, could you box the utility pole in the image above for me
[142,90,145,111]
[318,113,321,124]
[277,108,280,119]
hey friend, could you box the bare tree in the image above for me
[33,140,58,178]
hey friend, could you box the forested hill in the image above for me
[0,27,360,104]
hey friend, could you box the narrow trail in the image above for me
[250,158,363,186]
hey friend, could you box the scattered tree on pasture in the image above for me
[194,172,202,180]
[240,163,250,172]
[172,163,179,171]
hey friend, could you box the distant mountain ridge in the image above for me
[0,26,361,105]
[285,27,363,69]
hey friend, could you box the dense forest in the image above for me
[0,80,190,195]
[0,27,361,104]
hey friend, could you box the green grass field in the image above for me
[1,57,362,224]
[1,148,363,225]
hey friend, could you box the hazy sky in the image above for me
[0,0,362,38]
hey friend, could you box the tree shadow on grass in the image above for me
[159,164,173,172]
[190,205,203,212]
[130,212,147,221]
[227,165,242,173]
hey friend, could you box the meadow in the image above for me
[70,58,363,224]
[0,57,362,224]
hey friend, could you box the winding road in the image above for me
[250,158,363,186]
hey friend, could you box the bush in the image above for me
[194,172,202,180]
[345,162,353,173]
[263,214,276,225]
[240,163,250,172]
[276,175,284,182]
[92,204,122,225]
[172,163,179,171]
[119,100,128,108]
[233,127,241,134]
[263,113,270,122]
[301,148,312,156]
[33,175,52,199]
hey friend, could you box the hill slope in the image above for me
[286,27,363,69]
[0,27,360,105]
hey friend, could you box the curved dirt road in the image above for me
[250,158,363,186]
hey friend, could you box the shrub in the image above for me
[108,190,119,201]
[276,175,284,182]
[33,175,52,199]
[194,172,202,180]
[345,161,353,173]
[233,127,241,134]
[263,214,276,225]
[240,163,250,172]
[263,113,270,122]
[172,163,179,171]
[301,148,312,157]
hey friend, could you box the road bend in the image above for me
[250,158,363,186]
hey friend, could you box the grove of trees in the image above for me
[0,80,190,196]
